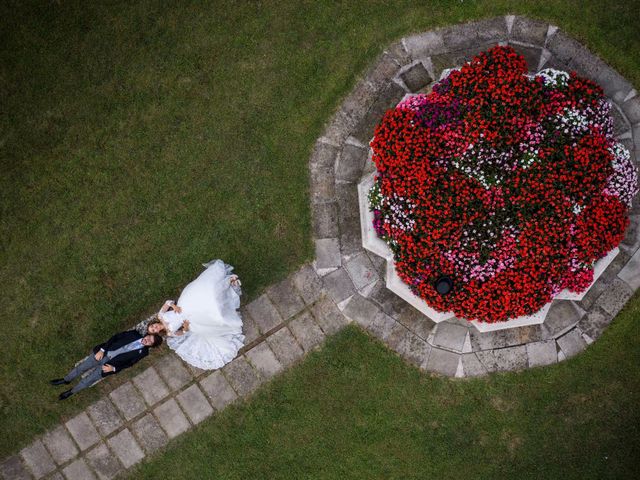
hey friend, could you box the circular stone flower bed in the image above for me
[369,46,638,324]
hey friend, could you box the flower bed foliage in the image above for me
[369,46,638,323]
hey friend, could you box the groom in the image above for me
[50,330,163,400]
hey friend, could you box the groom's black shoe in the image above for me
[58,390,74,401]
[50,378,70,386]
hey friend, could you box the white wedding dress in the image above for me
[161,260,245,370]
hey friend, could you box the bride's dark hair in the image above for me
[148,319,167,336]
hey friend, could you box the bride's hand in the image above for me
[173,305,182,313]
[182,320,190,332]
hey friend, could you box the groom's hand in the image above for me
[102,364,115,373]
[94,350,104,361]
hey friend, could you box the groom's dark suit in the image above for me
[93,330,149,376]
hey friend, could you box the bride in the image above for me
[153,260,245,370]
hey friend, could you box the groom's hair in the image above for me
[150,334,163,348]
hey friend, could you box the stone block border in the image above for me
[1,15,638,480]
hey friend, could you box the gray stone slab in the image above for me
[461,353,488,377]
[621,213,640,253]
[385,322,410,352]
[154,399,190,439]
[246,294,284,335]
[395,304,436,341]
[246,342,283,379]
[42,425,78,465]
[322,267,355,304]
[267,277,306,320]
[385,40,411,67]
[546,29,583,65]
[475,17,510,43]
[364,52,402,89]
[289,311,326,352]
[311,296,349,335]
[266,327,305,368]
[323,108,357,146]
[400,62,432,92]
[557,329,588,359]
[342,294,380,329]
[312,201,339,238]
[509,43,542,72]
[618,246,640,290]
[344,252,379,291]
[432,322,468,352]
[85,443,122,480]
[367,311,397,342]
[315,238,341,270]
[310,163,335,204]
[176,384,214,425]
[1,456,31,480]
[108,382,146,421]
[62,458,96,480]
[425,348,459,377]
[241,309,261,344]
[65,412,100,452]
[476,346,528,372]
[431,43,496,78]
[339,214,363,257]
[510,16,548,45]
[596,278,634,318]
[86,399,122,437]
[469,324,544,350]
[336,143,367,182]
[291,263,323,305]
[199,370,238,411]
[541,301,585,338]
[403,30,447,60]
[368,282,406,318]
[20,440,55,479]
[526,340,558,368]
[352,82,406,144]
[157,354,195,391]
[106,429,145,469]
[309,140,339,170]
[131,414,168,454]
[341,78,379,122]
[132,366,170,407]
[396,330,431,369]
[578,307,613,341]
[223,356,263,397]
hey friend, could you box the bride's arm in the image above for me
[159,300,175,314]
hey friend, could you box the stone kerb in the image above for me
[310,15,640,377]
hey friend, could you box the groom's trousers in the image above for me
[64,354,107,394]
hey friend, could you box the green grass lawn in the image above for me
[1,0,639,459]
[133,294,640,479]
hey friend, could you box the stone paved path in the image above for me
[2,15,639,480]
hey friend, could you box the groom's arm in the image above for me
[104,349,148,375]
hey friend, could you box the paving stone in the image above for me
[441,22,480,52]
[310,164,335,204]
[403,30,447,59]
[310,140,339,170]
[395,304,436,341]
[323,108,357,145]
[364,52,402,89]
[312,201,339,238]
[526,340,558,367]
[0,455,31,480]
[541,301,585,338]
[86,399,122,437]
[106,429,145,469]
[432,322,468,352]
[352,82,406,144]
[545,29,583,65]
[85,443,122,480]
[289,311,326,352]
[400,62,432,92]
[385,40,411,66]
[587,58,634,102]
[176,385,214,425]
[20,440,55,479]
[65,412,100,452]
[108,382,146,421]
[42,426,78,466]
[199,370,238,411]
[246,294,284,334]
[322,267,356,304]
[385,322,410,352]
[62,458,96,480]
[311,296,349,335]
[291,264,323,305]
[461,353,488,377]
[154,399,190,439]
[578,307,613,341]
[267,277,306,320]
[342,294,380,328]
[596,278,634,318]
[510,16,548,45]
[131,366,170,407]
[476,346,528,372]
[618,247,640,290]
[612,102,631,136]
[368,282,407,318]
[557,329,588,359]
[336,143,367,182]
[246,342,283,379]
[131,414,168,454]
[223,356,263,397]
[344,252,378,291]
[266,326,305,368]
[475,17,510,43]
[396,329,431,369]
[425,348,459,377]
[315,238,341,270]
[341,78,379,122]
[241,309,261,344]
[621,214,640,253]
[509,43,542,71]
[367,311,397,342]
[431,43,495,78]
[622,96,640,125]
[469,324,544,350]
[49,473,64,480]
